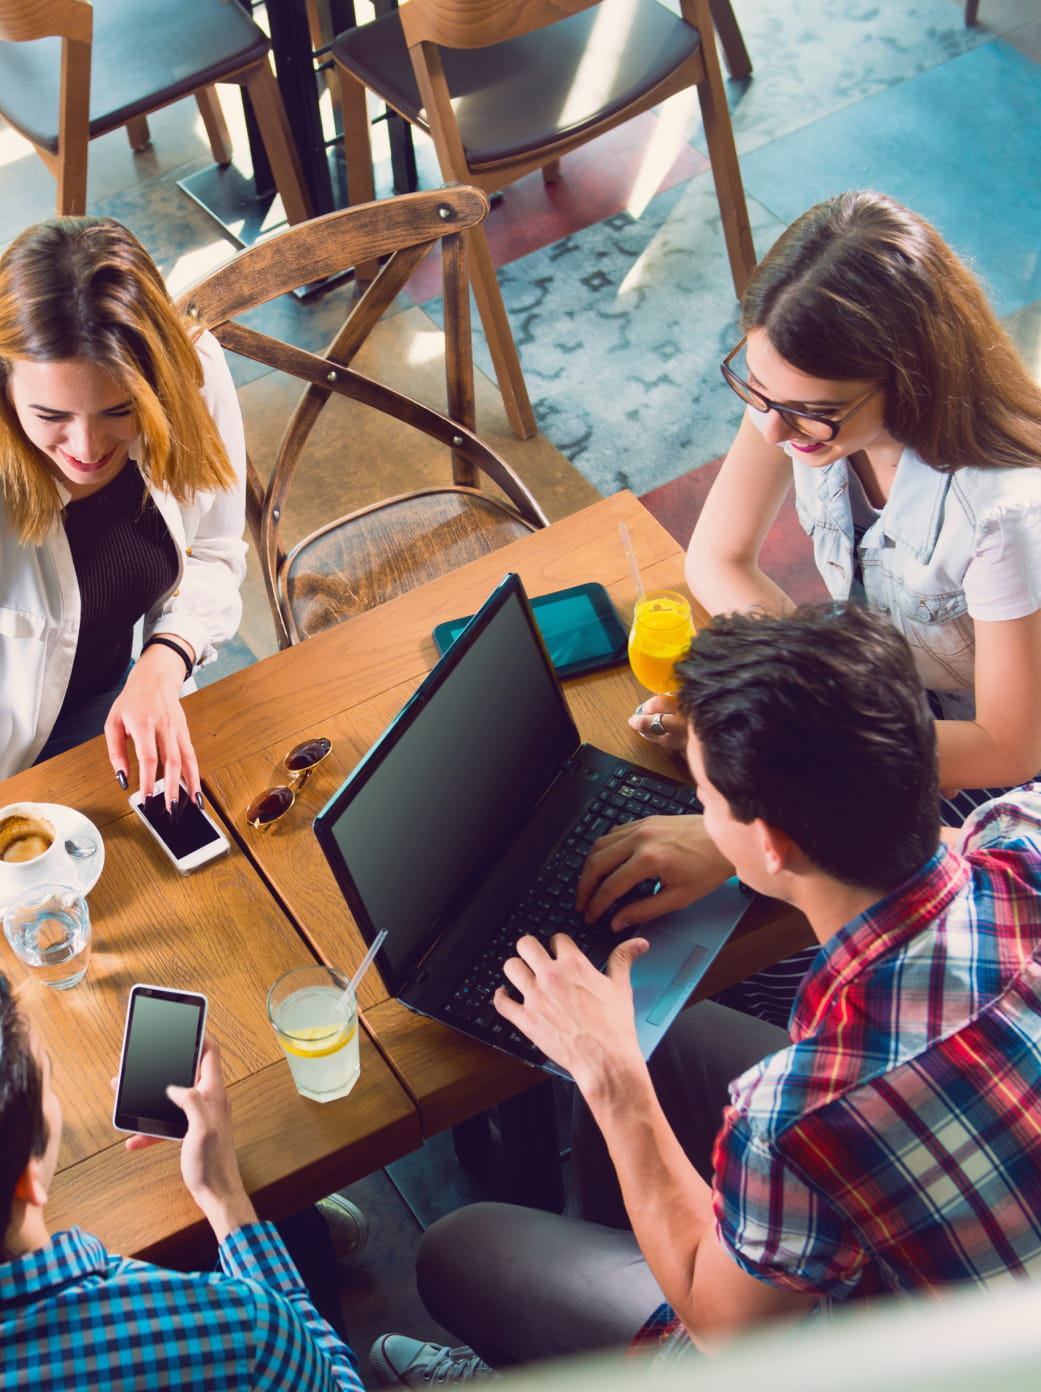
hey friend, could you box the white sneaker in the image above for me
[369,1335,499,1386]
[316,1193,369,1263]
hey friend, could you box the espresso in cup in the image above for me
[0,810,55,865]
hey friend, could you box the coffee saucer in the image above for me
[0,804,105,912]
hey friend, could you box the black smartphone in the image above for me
[112,984,208,1139]
[130,780,230,874]
[433,581,628,678]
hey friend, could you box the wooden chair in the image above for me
[331,0,757,440]
[176,186,549,649]
[0,0,311,222]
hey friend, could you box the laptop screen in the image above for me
[314,575,580,986]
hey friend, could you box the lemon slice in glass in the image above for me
[280,1023,354,1058]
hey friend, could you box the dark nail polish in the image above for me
[115,770,128,791]
[195,792,205,811]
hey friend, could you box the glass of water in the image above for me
[3,883,91,989]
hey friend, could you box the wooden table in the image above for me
[0,758,420,1265]
[195,492,812,1140]
[1,491,808,1256]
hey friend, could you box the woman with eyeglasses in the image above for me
[638,190,1041,811]
[606,190,1041,1024]
[0,217,246,804]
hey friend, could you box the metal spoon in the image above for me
[64,836,97,861]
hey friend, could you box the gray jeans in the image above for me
[418,1001,788,1367]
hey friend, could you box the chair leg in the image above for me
[695,57,757,297]
[339,68,381,281]
[466,224,537,439]
[55,151,89,217]
[240,60,314,225]
[964,0,980,22]
[195,86,234,165]
[56,35,91,216]
[709,0,752,79]
[125,115,151,152]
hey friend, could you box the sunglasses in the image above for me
[245,736,333,831]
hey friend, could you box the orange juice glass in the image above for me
[628,590,695,694]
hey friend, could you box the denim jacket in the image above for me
[792,448,1041,719]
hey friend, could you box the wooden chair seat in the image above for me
[0,1,266,148]
[334,0,702,171]
[284,490,538,639]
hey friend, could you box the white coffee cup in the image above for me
[0,804,62,898]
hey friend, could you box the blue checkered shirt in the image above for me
[1,1221,363,1389]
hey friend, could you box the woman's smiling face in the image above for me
[743,327,893,467]
[6,357,137,498]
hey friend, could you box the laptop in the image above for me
[313,572,752,1074]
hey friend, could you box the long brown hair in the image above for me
[742,190,1041,472]
[0,217,235,543]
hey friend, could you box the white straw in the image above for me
[339,929,387,1013]
[619,521,644,602]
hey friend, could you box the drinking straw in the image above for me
[619,521,644,603]
[338,929,387,1013]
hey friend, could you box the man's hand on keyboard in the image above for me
[494,933,648,1088]
[575,815,733,931]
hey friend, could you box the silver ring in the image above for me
[647,714,667,738]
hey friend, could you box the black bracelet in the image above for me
[143,635,194,683]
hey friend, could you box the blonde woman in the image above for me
[0,217,246,803]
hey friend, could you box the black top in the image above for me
[57,463,180,720]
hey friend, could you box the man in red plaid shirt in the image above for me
[371,602,1041,1385]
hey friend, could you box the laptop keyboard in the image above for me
[443,764,702,1065]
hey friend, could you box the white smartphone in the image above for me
[112,984,208,1139]
[130,780,230,873]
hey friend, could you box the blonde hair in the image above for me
[0,217,235,543]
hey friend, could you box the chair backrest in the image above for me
[399,0,598,49]
[176,186,548,647]
[0,0,91,44]
[398,0,710,50]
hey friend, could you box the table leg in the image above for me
[179,0,334,246]
[453,1081,565,1213]
[265,0,336,214]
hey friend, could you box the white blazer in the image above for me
[0,332,248,776]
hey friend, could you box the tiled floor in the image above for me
[3,0,1040,1376]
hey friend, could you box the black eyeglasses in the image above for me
[721,337,882,443]
[245,736,333,831]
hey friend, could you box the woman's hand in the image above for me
[104,637,200,805]
[629,695,687,753]
[935,610,1041,794]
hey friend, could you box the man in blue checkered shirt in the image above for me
[0,980,363,1390]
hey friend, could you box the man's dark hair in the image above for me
[675,604,940,892]
[0,974,47,1252]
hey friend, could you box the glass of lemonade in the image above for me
[628,590,696,694]
[267,966,360,1102]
